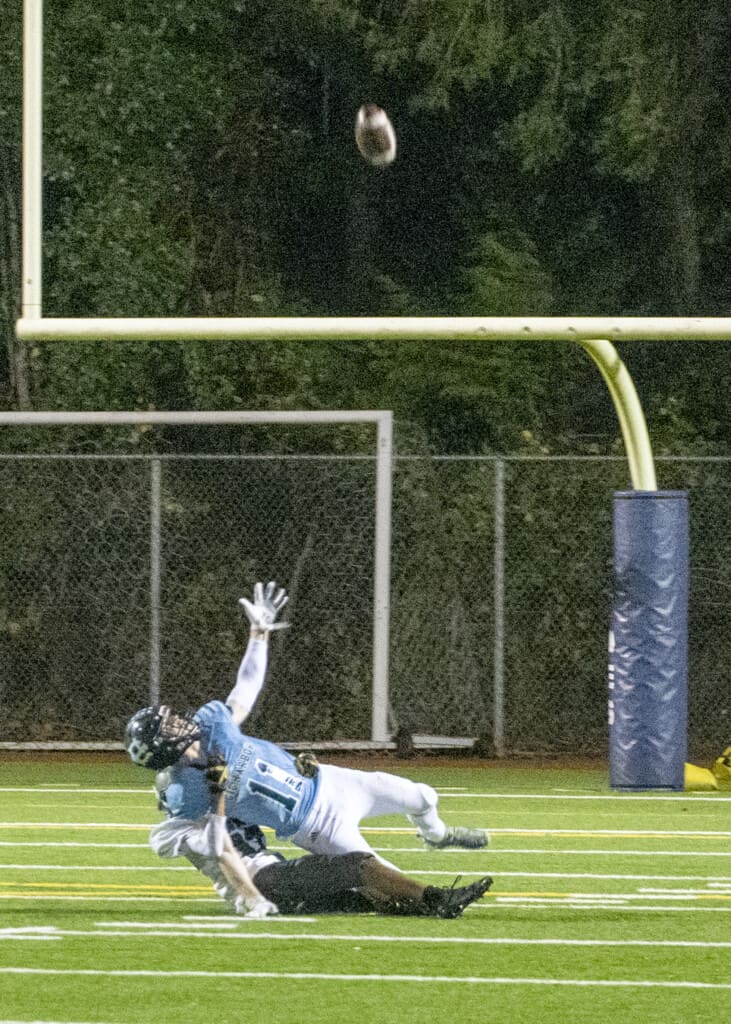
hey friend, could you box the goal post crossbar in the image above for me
[15,316,731,343]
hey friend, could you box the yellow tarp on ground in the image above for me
[685,747,731,790]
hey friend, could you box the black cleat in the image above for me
[421,875,493,918]
[424,826,489,850]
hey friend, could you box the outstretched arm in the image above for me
[225,580,289,726]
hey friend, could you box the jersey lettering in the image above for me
[255,758,304,793]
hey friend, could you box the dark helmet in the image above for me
[124,705,200,770]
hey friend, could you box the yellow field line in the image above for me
[0,880,210,892]
[0,823,151,830]
[2,878,731,902]
[493,890,731,901]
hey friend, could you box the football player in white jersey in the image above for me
[125,581,488,866]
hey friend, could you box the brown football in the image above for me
[355,104,397,166]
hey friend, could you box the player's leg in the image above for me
[253,852,374,914]
[329,764,489,849]
[314,764,443,837]
[356,856,495,918]
[358,854,427,907]
[290,764,487,858]
[370,772,448,843]
[254,851,493,918]
[288,765,396,864]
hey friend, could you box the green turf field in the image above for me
[0,755,728,1024]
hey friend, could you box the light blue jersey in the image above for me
[168,701,319,838]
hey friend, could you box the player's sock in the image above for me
[407,783,447,842]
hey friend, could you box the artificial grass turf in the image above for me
[0,755,728,1024]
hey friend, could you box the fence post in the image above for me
[371,412,393,742]
[493,458,506,756]
[149,457,161,706]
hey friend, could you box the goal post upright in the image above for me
[579,337,657,491]
[22,0,43,320]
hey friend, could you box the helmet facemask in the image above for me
[124,705,201,770]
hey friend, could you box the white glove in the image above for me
[235,895,279,918]
[239,581,289,633]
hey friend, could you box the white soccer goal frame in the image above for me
[0,409,394,745]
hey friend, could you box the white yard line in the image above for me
[489,871,731,881]
[407,870,731,881]
[0,966,729,989]
[492,900,731,912]
[436,793,731,802]
[2,787,730,802]
[2,823,731,838]
[2,840,730,857]
[0,894,218,903]
[373,827,731,837]
[9,925,730,948]
[490,847,731,856]
[0,789,150,794]
[2,892,731,910]
[98,920,245,929]
[388,847,731,856]
[0,823,150,829]
[493,890,731,901]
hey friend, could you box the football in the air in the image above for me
[355,104,397,167]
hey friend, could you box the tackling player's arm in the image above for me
[225,581,289,727]
[206,760,278,917]
[151,764,278,917]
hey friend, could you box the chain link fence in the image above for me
[1,445,729,760]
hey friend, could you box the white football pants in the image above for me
[289,763,447,868]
